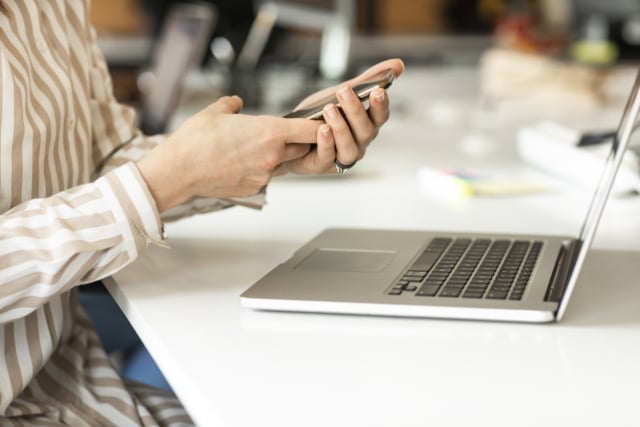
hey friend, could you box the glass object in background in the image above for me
[570,0,640,63]
[570,13,618,65]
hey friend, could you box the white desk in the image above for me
[106,66,640,427]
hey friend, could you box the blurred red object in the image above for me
[495,11,565,55]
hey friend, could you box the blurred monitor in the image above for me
[139,2,217,134]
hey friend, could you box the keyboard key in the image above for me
[406,271,427,277]
[410,250,445,272]
[463,291,485,298]
[416,283,441,296]
[440,287,462,297]
[487,290,508,299]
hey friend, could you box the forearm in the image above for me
[0,163,164,324]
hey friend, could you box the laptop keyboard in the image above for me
[387,238,543,300]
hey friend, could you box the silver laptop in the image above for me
[240,70,640,323]
[139,2,217,134]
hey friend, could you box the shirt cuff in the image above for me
[160,189,267,223]
[98,163,168,255]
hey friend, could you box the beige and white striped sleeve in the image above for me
[0,163,163,325]
[0,4,263,325]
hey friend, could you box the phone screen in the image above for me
[283,69,395,120]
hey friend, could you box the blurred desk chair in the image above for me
[237,0,355,79]
[139,1,218,134]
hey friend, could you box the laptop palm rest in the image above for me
[295,249,396,273]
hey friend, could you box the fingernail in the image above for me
[374,88,385,101]
[338,86,353,100]
[324,104,338,119]
[320,124,330,136]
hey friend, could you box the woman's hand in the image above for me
[137,96,321,213]
[277,58,405,175]
[136,59,405,213]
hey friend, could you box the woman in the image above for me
[0,1,404,425]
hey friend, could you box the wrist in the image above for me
[136,150,189,213]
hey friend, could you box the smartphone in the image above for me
[283,68,395,120]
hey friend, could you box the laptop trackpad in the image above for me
[294,248,395,273]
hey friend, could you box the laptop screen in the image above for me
[140,3,217,134]
[557,69,640,319]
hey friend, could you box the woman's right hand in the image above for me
[137,96,322,213]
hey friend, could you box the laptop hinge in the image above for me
[544,239,582,302]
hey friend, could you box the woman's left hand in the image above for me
[276,58,405,175]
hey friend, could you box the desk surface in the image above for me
[107,66,640,427]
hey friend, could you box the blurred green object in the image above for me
[570,39,618,65]
[570,13,619,65]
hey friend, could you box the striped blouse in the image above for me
[1,1,252,425]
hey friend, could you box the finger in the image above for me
[276,125,335,175]
[205,95,244,115]
[336,85,375,144]
[345,58,406,86]
[316,124,337,172]
[275,117,322,144]
[282,143,312,162]
[323,104,359,165]
[367,88,390,127]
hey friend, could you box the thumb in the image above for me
[206,95,244,115]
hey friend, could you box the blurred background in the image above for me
[91,0,640,133]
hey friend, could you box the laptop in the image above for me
[240,69,640,323]
[139,2,217,134]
